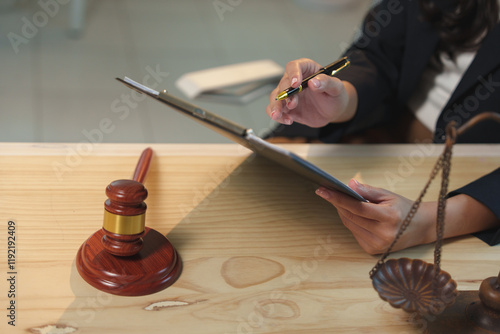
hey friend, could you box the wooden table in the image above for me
[1,143,499,333]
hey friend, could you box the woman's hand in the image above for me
[316,178,500,254]
[266,58,358,128]
[315,179,435,254]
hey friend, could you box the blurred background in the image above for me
[0,0,372,143]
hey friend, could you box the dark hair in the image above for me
[419,0,499,55]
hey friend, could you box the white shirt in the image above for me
[409,5,500,131]
[408,51,476,131]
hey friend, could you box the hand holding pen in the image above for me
[266,57,358,128]
[275,57,350,101]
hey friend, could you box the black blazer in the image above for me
[321,0,500,245]
[321,0,500,144]
[449,168,500,246]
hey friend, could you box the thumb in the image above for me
[309,76,344,97]
[348,179,394,204]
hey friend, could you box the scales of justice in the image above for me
[370,112,500,333]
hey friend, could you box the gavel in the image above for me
[76,148,181,296]
[101,148,152,257]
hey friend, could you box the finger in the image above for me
[279,114,294,125]
[266,97,283,121]
[336,205,396,244]
[284,62,301,88]
[308,76,344,97]
[284,58,322,89]
[336,210,385,254]
[274,73,293,96]
[266,102,293,125]
[267,83,294,122]
[267,71,300,121]
[267,70,292,108]
[269,109,292,125]
[336,205,378,228]
[285,95,299,110]
[315,186,389,222]
[348,179,396,204]
[316,187,366,213]
[335,204,390,238]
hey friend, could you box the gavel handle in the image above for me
[132,147,153,184]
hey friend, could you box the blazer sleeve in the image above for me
[319,0,411,142]
[447,168,500,245]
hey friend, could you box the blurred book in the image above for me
[176,60,283,104]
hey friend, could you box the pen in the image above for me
[275,57,350,101]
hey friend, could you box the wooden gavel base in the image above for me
[76,227,182,296]
[424,291,500,334]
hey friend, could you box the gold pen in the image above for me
[275,57,350,101]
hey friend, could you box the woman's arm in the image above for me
[316,178,499,254]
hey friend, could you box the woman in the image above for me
[266,0,500,254]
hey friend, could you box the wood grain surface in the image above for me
[0,143,499,334]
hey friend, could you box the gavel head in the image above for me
[101,179,148,257]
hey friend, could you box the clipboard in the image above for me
[117,77,366,202]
